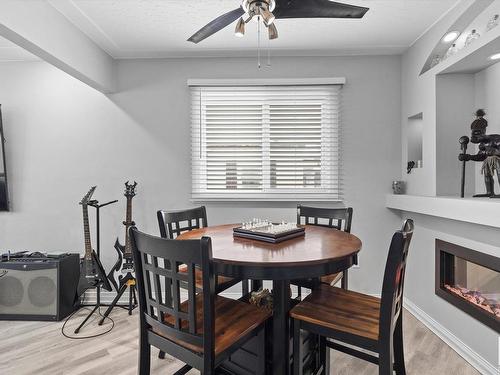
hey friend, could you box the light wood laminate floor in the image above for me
[0,307,480,375]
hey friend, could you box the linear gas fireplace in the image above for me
[436,239,499,332]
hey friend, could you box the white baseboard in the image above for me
[82,290,130,305]
[403,297,499,375]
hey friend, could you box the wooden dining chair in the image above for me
[157,206,208,240]
[157,206,242,294]
[293,205,354,298]
[130,227,271,375]
[291,219,414,375]
[156,206,245,360]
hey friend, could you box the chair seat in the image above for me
[178,264,236,291]
[320,272,343,285]
[290,284,380,341]
[292,272,343,288]
[155,295,271,356]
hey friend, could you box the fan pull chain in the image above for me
[257,16,261,69]
[267,32,271,67]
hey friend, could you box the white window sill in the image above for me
[191,197,343,203]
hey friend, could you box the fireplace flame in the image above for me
[444,284,500,318]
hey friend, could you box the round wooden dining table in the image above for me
[178,224,362,375]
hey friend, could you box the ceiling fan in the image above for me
[188,0,369,43]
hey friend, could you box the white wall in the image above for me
[475,61,500,194]
[0,1,116,93]
[475,61,500,131]
[0,55,402,295]
[436,74,475,196]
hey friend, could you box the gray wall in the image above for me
[436,74,475,197]
[0,55,402,294]
[475,62,500,194]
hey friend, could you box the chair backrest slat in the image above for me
[379,219,414,341]
[130,227,215,356]
[187,263,197,334]
[297,205,353,233]
[157,206,208,239]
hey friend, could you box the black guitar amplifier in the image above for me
[0,253,80,321]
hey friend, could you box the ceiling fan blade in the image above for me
[188,7,245,44]
[275,0,369,19]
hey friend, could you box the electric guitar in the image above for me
[107,181,137,291]
[77,186,112,296]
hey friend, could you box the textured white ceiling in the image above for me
[47,0,459,58]
[0,0,459,61]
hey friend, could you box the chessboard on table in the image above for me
[233,220,305,243]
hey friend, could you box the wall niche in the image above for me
[436,74,475,197]
[407,112,423,171]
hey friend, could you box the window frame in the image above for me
[189,78,345,202]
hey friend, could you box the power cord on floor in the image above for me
[61,294,115,339]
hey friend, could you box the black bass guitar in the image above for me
[107,181,136,291]
[77,186,112,296]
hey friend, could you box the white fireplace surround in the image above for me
[387,195,499,374]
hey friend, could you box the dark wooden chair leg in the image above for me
[393,315,406,375]
[341,269,348,290]
[319,336,330,375]
[138,331,151,375]
[378,338,394,375]
[251,280,263,292]
[128,285,134,315]
[293,319,302,375]
[158,350,165,359]
[173,364,192,375]
[242,279,249,296]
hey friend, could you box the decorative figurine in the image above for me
[407,161,416,174]
[487,14,499,32]
[445,43,459,59]
[249,289,273,310]
[430,54,441,68]
[465,29,480,47]
[392,181,406,195]
[458,109,500,198]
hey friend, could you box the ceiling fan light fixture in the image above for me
[268,23,278,40]
[242,0,276,13]
[188,0,369,44]
[260,7,275,25]
[235,17,245,37]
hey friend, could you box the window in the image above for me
[190,80,342,201]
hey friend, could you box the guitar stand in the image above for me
[74,199,118,334]
[98,276,137,325]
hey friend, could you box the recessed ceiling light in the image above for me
[489,53,500,60]
[442,31,460,43]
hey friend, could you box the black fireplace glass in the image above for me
[443,254,499,318]
[436,239,500,332]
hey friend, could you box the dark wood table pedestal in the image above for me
[273,279,291,374]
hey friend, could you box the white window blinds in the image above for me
[191,84,342,201]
